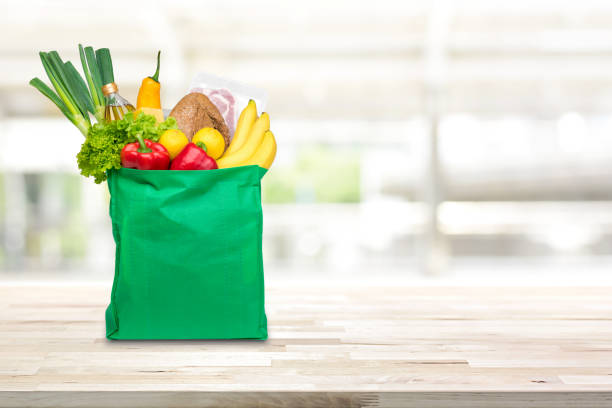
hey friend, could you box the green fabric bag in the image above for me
[105,166,268,340]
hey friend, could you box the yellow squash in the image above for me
[136,51,162,110]
[135,51,163,123]
[136,107,164,123]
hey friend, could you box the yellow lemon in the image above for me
[159,129,189,160]
[192,128,225,160]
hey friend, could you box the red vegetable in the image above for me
[121,134,170,170]
[170,142,218,170]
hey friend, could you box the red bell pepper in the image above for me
[121,134,170,170]
[170,142,218,170]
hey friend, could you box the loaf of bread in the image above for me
[169,93,230,147]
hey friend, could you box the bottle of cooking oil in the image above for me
[102,82,135,121]
[97,48,135,121]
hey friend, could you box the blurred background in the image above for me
[2,0,612,284]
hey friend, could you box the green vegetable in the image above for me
[29,44,109,135]
[79,44,105,122]
[30,51,91,136]
[77,112,177,183]
[96,48,114,85]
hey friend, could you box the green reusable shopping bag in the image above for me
[105,165,268,340]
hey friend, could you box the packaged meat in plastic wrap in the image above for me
[189,72,268,142]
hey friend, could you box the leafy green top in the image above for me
[77,112,177,183]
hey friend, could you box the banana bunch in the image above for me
[217,100,277,170]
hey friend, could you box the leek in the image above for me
[96,48,114,84]
[29,45,111,136]
[79,44,105,122]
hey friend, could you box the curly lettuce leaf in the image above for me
[77,113,178,183]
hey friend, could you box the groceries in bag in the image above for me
[29,45,277,182]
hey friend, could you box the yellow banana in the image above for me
[218,112,269,168]
[244,130,277,169]
[225,99,257,156]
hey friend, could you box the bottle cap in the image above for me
[102,82,118,96]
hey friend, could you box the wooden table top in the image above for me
[1,284,612,408]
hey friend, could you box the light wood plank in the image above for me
[1,285,612,407]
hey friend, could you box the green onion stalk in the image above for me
[29,44,109,137]
[79,44,106,123]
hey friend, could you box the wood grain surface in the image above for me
[1,284,612,407]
